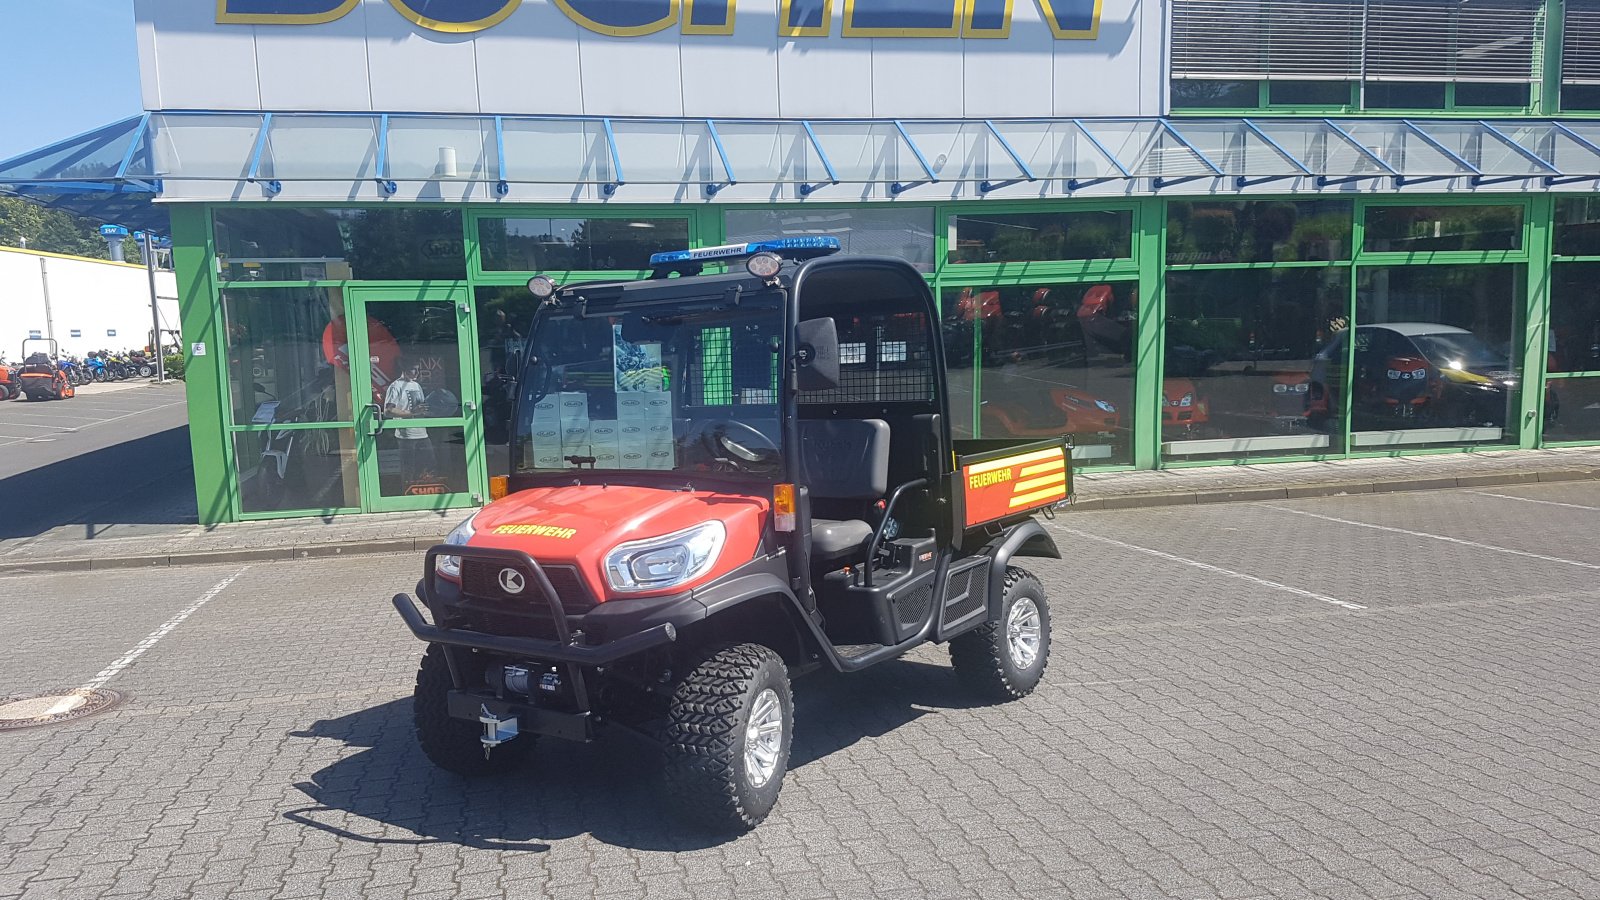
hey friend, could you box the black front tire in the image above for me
[414,644,536,776]
[950,567,1052,701]
[664,643,793,831]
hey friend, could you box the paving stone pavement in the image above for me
[3,481,1600,899]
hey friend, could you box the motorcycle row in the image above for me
[0,349,158,401]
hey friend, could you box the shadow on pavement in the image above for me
[285,657,979,853]
[0,426,197,540]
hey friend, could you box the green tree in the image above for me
[0,194,145,263]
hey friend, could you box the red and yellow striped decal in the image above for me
[962,445,1068,527]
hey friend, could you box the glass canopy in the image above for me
[8,112,1600,231]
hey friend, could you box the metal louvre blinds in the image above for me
[1171,0,1363,80]
[1172,0,1542,83]
[1564,0,1600,85]
[1366,0,1540,82]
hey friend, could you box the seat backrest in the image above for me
[798,418,889,500]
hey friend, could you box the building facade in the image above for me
[9,0,1600,522]
[0,247,178,357]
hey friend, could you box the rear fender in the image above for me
[982,520,1059,619]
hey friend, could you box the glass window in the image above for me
[1171,80,1259,109]
[1549,262,1600,374]
[1363,205,1524,253]
[948,211,1133,265]
[1454,82,1529,108]
[1544,376,1600,442]
[221,287,352,426]
[1270,81,1354,106]
[213,208,466,281]
[476,217,690,272]
[475,286,540,475]
[726,207,936,273]
[951,282,1136,466]
[235,427,359,514]
[1365,81,1447,109]
[1351,265,1523,449]
[942,301,976,438]
[1563,84,1600,112]
[376,427,470,500]
[1554,198,1600,257]
[1163,268,1350,461]
[1167,200,1353,265]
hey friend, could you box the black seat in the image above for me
[798,418,890,560]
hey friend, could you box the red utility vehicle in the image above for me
[393,239,1068,830]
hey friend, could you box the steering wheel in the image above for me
[699,420,780,470]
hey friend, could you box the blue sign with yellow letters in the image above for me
[216,0,1101,38]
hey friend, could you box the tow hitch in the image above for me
[479,704,519,758]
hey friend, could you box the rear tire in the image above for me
[664,643,793,831]
[414,644,536,776]
[950,567,1052,701]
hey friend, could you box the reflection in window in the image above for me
[475,286,539,474]
[1164,269,1349,461]
[952,282,1135,465]
[221,287,351,427]
[1348,265,1523,449]
[1544,376,1600,442]
[1363,205,1524,253]
[948,211,1132,264]
[235,428,359,514]
[727,207,936,272]
[1554,198,1600,257]
[376,427,469,500]
[477,217,690,271]
[214,208,465,281]
[1167,200,1352,265]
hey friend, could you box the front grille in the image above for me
[460,560,597,616]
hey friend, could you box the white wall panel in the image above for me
[0,249,179,356]
[365,13,482,113]
[144,0,261,110]
[475,1,587,116]
[575,34,685,116]
[871,42,964,118]
[134,0,163,111]
[776,38,876,118]
[255,2,374,111]
[963,9,1055,117]
[680,34,781,119]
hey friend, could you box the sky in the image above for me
[0,0,143,161]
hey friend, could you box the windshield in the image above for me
[1408,332,1509,371]
[513,297,785,481]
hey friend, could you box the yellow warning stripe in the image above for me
[1015,472,1066,493]
[1019,459,1066,478]
[967,447,1063,476]
[1009,485,1068,508]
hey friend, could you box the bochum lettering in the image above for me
[216,0,1102,39]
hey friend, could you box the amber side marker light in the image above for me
[773,483,796,532]
[489,475,510,501]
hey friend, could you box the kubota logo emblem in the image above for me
[498,568,526,594]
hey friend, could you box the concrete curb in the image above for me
[1066,467,1600,513]
[0,535,445,577]
[5,464,1599,574]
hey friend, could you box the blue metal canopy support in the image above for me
[889,120,938,195]
[494,116,509,196]
[1067,119,1130,191]
[1545,123,1600,186]
[1473,120,1560,186]
[797,120,839,196]
[374,114,397,195]
[703,120,737,197]
[1316,119,1397,187]
[1233,119,1314,187]
[1151,120,1223,190]
[245,112,281,195]
[1393,119,1479,187]
[601,118,624,196]
[978,120,1038,194]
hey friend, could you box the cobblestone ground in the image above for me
[3,482,1599,899]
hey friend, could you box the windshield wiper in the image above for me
[564,455,597,469]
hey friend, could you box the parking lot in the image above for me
[3,482,1599,899]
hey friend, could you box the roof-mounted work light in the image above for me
[527,275,559,300]
[746,251,782,280]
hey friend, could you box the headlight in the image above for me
[435,512,478,579]
[1179,394,1194,407]
[1094,399,1116,413]
[605,521,726,593]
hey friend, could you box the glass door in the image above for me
[346,286,482,512]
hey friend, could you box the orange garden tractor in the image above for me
[18,339,75,401]
[393,238,1069,830]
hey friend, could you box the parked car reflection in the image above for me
[1309,323,1519,432]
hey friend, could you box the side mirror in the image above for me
[796,317,840,392]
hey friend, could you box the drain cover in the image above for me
[0,689,123,730]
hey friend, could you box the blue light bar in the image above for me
[648,236,841,270]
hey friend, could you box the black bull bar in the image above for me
[392,544,678,665]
